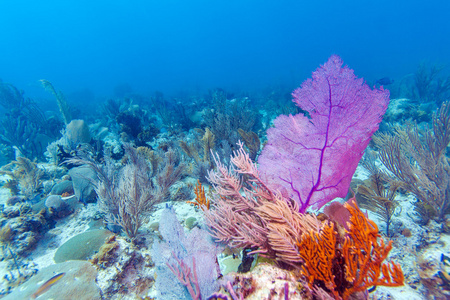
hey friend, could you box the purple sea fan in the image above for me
[258,55,389,213]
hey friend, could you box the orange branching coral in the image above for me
[295,198,403,299]
[342,199,404,299]
[297,221,339,297]
[187,180,210,211]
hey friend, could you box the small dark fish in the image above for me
[375,77,394,86]
[31,272,65,299]
[368,285,377,293]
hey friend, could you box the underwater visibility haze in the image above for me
[0,0,450,299]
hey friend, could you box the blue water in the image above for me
[0,0,449,98]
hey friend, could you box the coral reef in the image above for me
[1,55,449,300]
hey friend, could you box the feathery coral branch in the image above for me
[187,180,210,210]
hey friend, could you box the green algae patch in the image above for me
[184,216,198,230]
[54,229,114,263]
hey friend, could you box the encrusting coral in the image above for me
[90,235,119,267]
